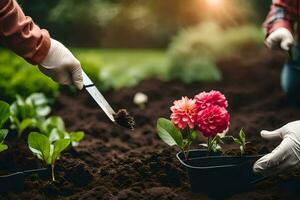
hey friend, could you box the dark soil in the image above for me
[113,109,135,130]
[2,49,300,199]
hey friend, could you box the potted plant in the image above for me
[156,91,266,197]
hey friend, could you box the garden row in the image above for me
[0,93,84,183]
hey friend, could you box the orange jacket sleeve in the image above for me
[0,0,50,65]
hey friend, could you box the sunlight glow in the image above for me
[206,0,222,7]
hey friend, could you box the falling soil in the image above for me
[1,49,300,200]
[113,109,135,130]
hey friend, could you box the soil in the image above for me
[113,109,135,130]
[1,49,300,199]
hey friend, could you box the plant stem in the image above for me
[51,164,55,182]
[182,148,188,160]
[207,137,212,152]
[185,127,192,159]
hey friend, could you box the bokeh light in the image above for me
[206,0,223,7]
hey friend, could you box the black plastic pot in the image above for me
[0,168,50,194]
[177,149,265,198]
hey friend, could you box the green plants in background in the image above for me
[167,22,264,83]
[73,49,168,91]
[28,132,70,181]
[0,50,59,102]
[0,100,10,152]
[10,93,51,138]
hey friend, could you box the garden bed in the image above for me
[1,49,300,199]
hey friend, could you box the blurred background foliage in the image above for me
[17,0,271,47]
[1,0,272,101]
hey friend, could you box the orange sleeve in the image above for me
[0,0,50,65]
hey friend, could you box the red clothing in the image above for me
[0,0,50,64]
[264,0,299,37]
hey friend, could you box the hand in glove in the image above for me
[265,28,295,51]
[39,39,83,90]
[253,121,300,176]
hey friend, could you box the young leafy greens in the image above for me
[28,132,70,181]
[10,93,50,137]
[38,116,84,146]
[0,100,10,152]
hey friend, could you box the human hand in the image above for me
[253,121,300,175]
[265,28,295,51]
[39,39,83,90]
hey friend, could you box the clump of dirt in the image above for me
[113,109,135,130]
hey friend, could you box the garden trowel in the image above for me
[82,71,116,122]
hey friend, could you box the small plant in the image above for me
[0,130,8,153]
[10,93,50,137]
[38,116,85,147]
[0,100,10,152]
[28,132,70,181]
[157,91,230,159]
[231,129,250,155]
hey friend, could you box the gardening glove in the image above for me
[39,39,83,90]
[265,28,295,51]
[253,121,300,176]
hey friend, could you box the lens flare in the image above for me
[206,0,222,7]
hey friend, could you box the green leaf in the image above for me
[70,131,85,143]
[70,131,85,146]
[28,132,51,165]
[48,129,61,142]
[233,138,242,145]
[189,130,198,141]
[0,129,8,144]
[52,139,70,164]
[0,100,10,128]
[156,118,183,148]
[44,116,65,133]
[239,129,245,139]
[19,118,36,134]
[0,144,8,153]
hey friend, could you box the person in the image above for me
[0,0,83,90]
[253,0,300,176]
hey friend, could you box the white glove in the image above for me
[39,39,83,90]
[265,28,295,51]
[253,121,300,176]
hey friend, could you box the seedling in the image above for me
[231,129,250,155]
[0,100,10,152]
[28,132,70,181]
[38,116,85,146]
[10,93,50,137]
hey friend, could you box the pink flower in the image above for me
[194,90,228,110]
[170,97,197,129]
[196,105,230,137]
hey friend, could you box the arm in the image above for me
[0,0,83,90]
[263,0,298,37]
[0,0,50,64]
